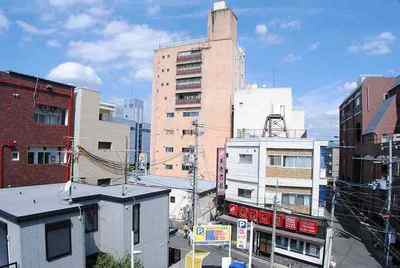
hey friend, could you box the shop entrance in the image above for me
[255,231,272,257]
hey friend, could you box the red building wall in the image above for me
[0,71,74,187]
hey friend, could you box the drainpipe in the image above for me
[0,140,17,188]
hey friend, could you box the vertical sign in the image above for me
[237,219,248,249]
[216,147,226,196]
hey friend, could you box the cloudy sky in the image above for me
[0,0,399,139]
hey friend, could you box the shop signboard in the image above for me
[194,224,231,244]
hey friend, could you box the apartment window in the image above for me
[132,204,140,245]
[11,150,19,161]
[182,129,194,135]
[183,111,199,117]
[282,194,311,207]
[165,147,174,153]
[45,220,72,261]
[28,147,65,165]
[283,156,312,169]
[239,154,253,164]
[84,207,98,233]
[238,188,252,199]
[34,105,66,126]
[305,242,320,258]
[269,155,282,166]
[276,236,289,249]
[98,142,112,150]
[165,164,173,170]
[182,147,194,153]
[166,112,175,118]
[290,239,304,254]
[182,164,191,171]
[170,196,176,203]
[165,129,174,135]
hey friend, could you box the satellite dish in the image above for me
[64,180,72,194]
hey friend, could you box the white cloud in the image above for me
[47,39,61,47]
[282,53,302,63]
[0,10,9,32]
[309,42,320,51]
[67,21,185,81]
[48,0,101,8]
[65,14,97,30]
[273,20,302,30]
[348,32,396,56]
[337,81,358,92]
[255,24,283,45]
[48,62,102,88]
[16,20,55,35]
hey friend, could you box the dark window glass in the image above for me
[305,243,320,258]
[34,105,66,126]
[170,196,176,203]
[133,204,140,245]
[165,164,173,170]
[276,236,289,249]
[45,220,72,261]
[98,142,112,150]
[238,188,252,199]
[38,152,44,164]
[28,152,35,164]
[85,207,98,233]
[290,239,304,253]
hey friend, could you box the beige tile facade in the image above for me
[150,4,243,180]
[266,148,313,179]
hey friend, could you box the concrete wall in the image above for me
[234,87,305,137]
[12,213,85,268]
[74,88,130,184]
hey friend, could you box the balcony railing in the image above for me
[176,98,201,105]
[177,54,202,63]
[176,68,202,76]
[176,83,201,90]
[235,129,307,139]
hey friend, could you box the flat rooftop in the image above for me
[0,183,169,223]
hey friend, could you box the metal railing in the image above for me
[159,37,207,49]
[176,83,201,90]
[176,98,201,105]
[235,129,307,139]
[176,68,202,76]
[0,262,17,268]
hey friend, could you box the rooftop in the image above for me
[133,175,215,195]
[0,183,169,223]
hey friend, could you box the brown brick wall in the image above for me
[0,72,74,187]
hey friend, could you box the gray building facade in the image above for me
[0,183,169,268]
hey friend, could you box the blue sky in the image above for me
[0,0,399,139]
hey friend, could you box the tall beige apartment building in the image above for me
[150,1,245,180]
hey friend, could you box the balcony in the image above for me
[176,68,202,76]
[177,54,202,63]
[176,83,201,91]
[176,98,201,105]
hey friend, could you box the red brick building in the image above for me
[339,76,396,183]
[0,71,74,187]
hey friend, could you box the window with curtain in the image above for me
[305,243,320,257]
[283,156,312,168]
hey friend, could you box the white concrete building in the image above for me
[225,137,328,217]
[74,88,130,185]
[234,86,305,138]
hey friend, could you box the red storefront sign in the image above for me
[226,202,322,236]
[258,211,273,225]
[298,219,319,235]
[248,208,259,223]
[228,204,239,217]
[285,216,299,231]
[216,148,227,196]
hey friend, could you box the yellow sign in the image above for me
[184,250,209,268]
[194,224,231,243]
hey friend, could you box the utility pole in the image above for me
[270,181,278,268]
[324,177,336,268]
[192,119,200,268]
[122,136,128,196]
[330,177,336,227]
[384,135,393,267]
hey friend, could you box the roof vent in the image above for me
[213,1,227,11]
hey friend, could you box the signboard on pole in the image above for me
[216,148,227,196]
[194,225,231,244]
[236,219,248,249]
